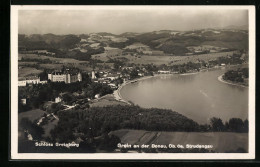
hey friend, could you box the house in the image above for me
[55,97,62,103]
[95,94,100,99]
[138,73,144,77]
[21,98,27,105]
[108,83,117,89]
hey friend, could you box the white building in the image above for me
[21,98,27,105]
[95,94,100,99]
[108,83,117,89]
[55,97,62,103]
[48,71,82,84]
[18,76,47,87]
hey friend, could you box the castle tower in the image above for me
[48,73,53,81]
[78,72,82,82]
[92,71,96,79]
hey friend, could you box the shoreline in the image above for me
[218,74,248,88]
[113,75,155,105]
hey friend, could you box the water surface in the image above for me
[120,68,248,124]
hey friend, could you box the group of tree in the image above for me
[46,105,249,153]
[209,117,248,133]
[50,105,201,144]
[20,57,53,64]
[223,68,248,84]
[129,69,139,79]
[170,61,201,73]
[208,53,243,66]
[107,58,125,70]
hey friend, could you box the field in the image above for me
[89,94,127,107]
[18,67,43,77]
[19,53,94,72]
[92,51,236,65]
[19,54,89,64]
[110,129,248,153]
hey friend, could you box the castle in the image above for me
[48,70,82,84]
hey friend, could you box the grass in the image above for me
[89,94,127,108]
[110,129,248,153]
[18,109,47,123]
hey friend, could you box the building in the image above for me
[48,71,82,84]
[138,73,144,77]
[108,83,117,89]
[158,70,171,74]
[95,94,100,99]
[18,76,47,87]
[55,97,62,103]
[21,98,27,105]
[18,80,27,87]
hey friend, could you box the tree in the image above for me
[19,118,44,140]
[244,119,249,133]
[38,70,48,81]
[228,118,245,132]
[62,93,76,105]
[210,117,225,132]
[97,134,121,152]
[130,69,139,79]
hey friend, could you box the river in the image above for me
[120,67,248,124]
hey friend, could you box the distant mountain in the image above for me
[19,28,249,57]
[96,32,117,36]
[215,24,248,31]
[119,32,141,37]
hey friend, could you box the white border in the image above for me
[10,5,255,160]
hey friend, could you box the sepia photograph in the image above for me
[10,5,255,159]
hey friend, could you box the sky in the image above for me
[18,8,248,35]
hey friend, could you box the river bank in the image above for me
[218,74,248,88]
